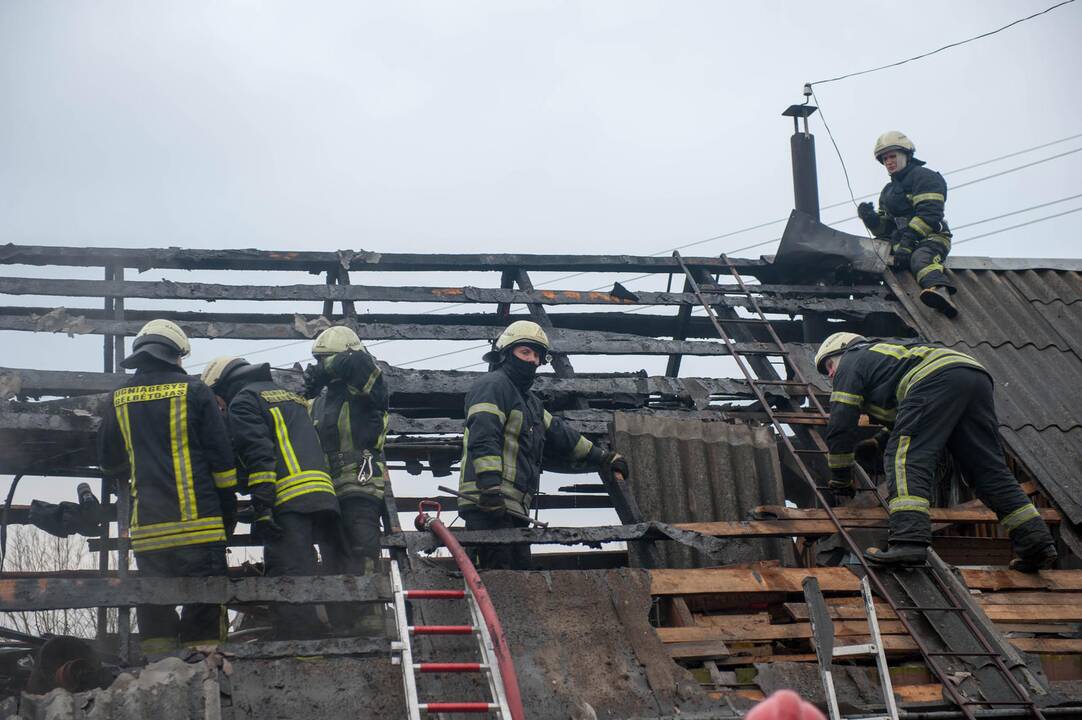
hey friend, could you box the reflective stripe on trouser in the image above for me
[325,496,384,635]
[885,367,1053,551]
[909,237,954,290]
[135,543,228,653]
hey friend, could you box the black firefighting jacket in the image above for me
[865,159,952,251]
[227,365,338,516]
[458,366,604,517]
[310,349,390,502]
[97,368,237,554]
[826,340,986,478]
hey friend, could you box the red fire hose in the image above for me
[414,501,526,720]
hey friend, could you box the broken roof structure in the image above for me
[2,120,1082,719]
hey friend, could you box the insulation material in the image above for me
[614,412,789,568]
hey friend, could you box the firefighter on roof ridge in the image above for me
[457,320,629,570]
[815,331,1056,571]
[858,131,959,319]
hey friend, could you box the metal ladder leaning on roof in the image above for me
[804,575,898,720]
[672,251,1046,720]
[390,500,525,719]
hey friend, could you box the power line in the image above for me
[810,0,1076,87]
[218,135,1082,370]
[822,147,1082,229]
[945,132,1082,175]
[811,90,861,213]
[952,192,1082,230]
[954,206,1082,246]
[414,199,1082,371]
[951,147,1081,190]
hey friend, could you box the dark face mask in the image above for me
[503,353,538,390]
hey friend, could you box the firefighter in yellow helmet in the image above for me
[815,332,1055,571]
[302,325,389,635]
[97,320,238,655]
[458,321,629,569]
[857,131,958,318]
[202,356,340,639]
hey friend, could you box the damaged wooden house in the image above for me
[0,113,1081,719]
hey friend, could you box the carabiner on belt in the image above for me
[356,450,374,485]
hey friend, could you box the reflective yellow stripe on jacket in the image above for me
[130,516,226,553]
[275,470,336,506]
[896,348,984,400]
[268,406,336,505]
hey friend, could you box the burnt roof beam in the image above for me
[0,275,896,315]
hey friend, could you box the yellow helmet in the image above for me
[814,332,866,374]
[483,320,552,364]
[312,326,364,357]
[120,319,191,369]
[874,130,915,162]
[201,356,248,389]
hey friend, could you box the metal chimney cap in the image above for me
[782,104,818,118]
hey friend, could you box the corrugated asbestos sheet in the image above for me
[613,412,789,568]
[889,267,1082,524]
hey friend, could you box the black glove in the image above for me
[219,491,238,539]
[854,429,890,466]
[252,510,284,542]
[302,363,331,399]
[890,228,919,271]
[475,472,505,513]
[857,202,878,229]
[827,471,856,505]
[249,484,283,541]
[601,451,630,483]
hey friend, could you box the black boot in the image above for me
[864,542,927,567]
[1009,544,1057,573]
[920,286,958,318]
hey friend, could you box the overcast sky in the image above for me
[1,1,1079,510]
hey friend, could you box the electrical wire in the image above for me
[811,90,860,211]
[953,206,1082,246]
[809,0,1076,87]
[220,135,1082,370]
[403,190,1082,368]
[810,147,1082,229]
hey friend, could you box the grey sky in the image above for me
[1,1,1079,510]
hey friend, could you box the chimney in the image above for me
[781,85,820,221]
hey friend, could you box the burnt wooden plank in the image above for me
[0,244,765,274]
[0,366,757,401]
[3,493,616,525]
[0,574,390,611]
[0,311,778,356]
[0,304,809,342]
[754,505,1061,525]
[649,566,1082,596]
[0,276,894,314]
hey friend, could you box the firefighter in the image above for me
[202,357,341,639]
[458,320,629,570]
[97,320,238,656]
[302,325,388,635]
[815,332,1057,571]
[857,131,959,318]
